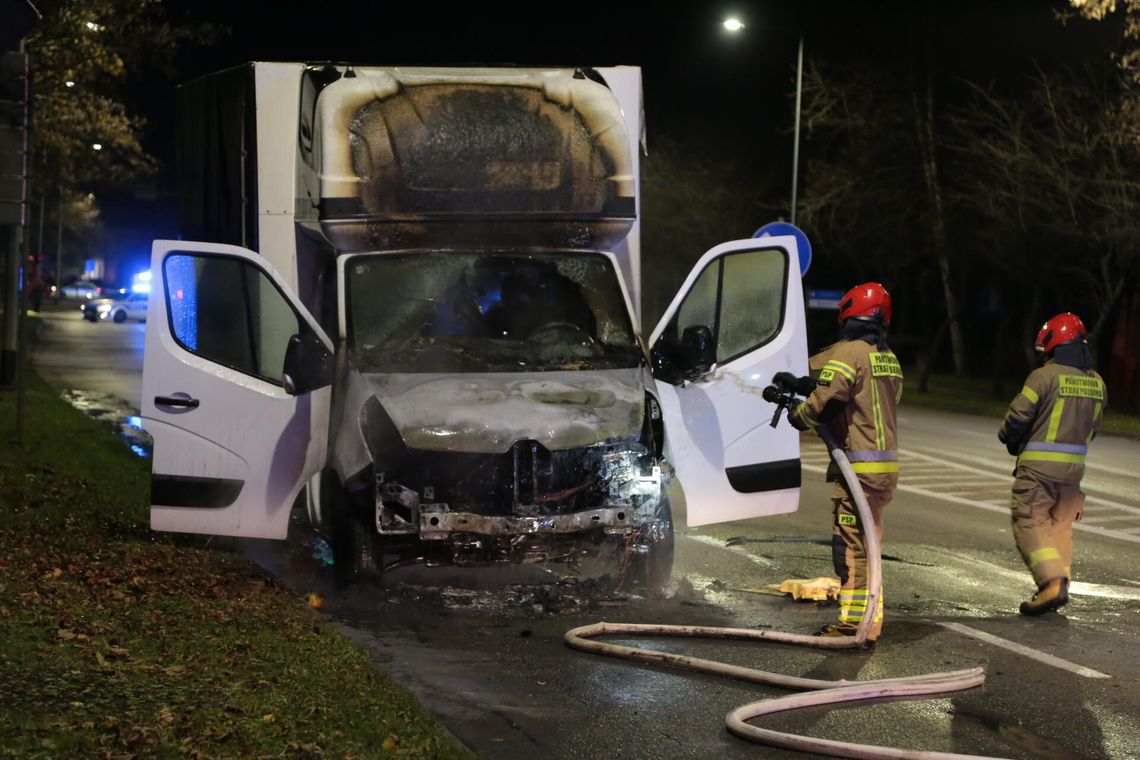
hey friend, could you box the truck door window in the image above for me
[674,261,719,343]
[717,249,787,362]
[164,253,303,385]
[661,247,787,366]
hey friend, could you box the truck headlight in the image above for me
[97,304,112,313]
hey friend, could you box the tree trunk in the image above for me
[912,70,966,376]
[991,309,1013,400]
[916,317,950,394]
[1088,254,1126,363]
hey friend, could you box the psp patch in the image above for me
[837,513,857,526]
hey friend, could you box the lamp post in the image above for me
[790,35,803,227]
[723,17,804,226]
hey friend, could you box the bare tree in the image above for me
[946,65,1140,368]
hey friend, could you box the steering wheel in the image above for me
[526,321,594,345]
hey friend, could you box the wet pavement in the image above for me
[30,303,1140,760]
[240,516,1140,760]
[60,388,153,458]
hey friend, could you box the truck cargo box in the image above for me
[299,66,637,251]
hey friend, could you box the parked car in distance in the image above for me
[83,292,148,323]
[58,281,101,300]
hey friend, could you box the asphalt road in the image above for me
[29,305,1140,760]
[31,304,145,409]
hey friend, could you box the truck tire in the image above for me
[326,476,381,588]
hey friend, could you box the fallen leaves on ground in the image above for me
[0,377,474,759]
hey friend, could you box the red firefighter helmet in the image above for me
[1035,312,1087,353]
[837,282,892,326]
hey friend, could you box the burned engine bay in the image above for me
[375,437,668,565]
[329,368,671,573]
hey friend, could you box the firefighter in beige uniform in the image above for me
[786,283,902,645]
[999,312,1105,616]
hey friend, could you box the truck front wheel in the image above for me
[326,476,381,588]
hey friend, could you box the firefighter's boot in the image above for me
[1019,577,1069,616]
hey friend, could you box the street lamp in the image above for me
[723,17,805,226]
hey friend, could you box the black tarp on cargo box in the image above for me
[176,65,257,249]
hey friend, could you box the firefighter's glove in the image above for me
[787,400,809,431]
[773,372,818,397]
[772,372,799,393]
[997,428,1020,457]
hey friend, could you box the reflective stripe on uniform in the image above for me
[1020,385,1039,404]
[825,360,857,382]
[1018,450,1086,465]
[1023,441,1088,455]
[838,589,883,624]
[1088,402,1103,443]
[871,380,886,450]
[847,450,899,462]
[839,589,868,622]
[851,461,900,474]
[1046,399,1065,442]
[1027,546,1061,568]
[794,404,819,429]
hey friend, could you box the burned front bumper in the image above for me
[418,505,636,539]
[371,442,669,565]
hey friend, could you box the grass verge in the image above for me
[901,371,1140,440]
[0,371,474,759]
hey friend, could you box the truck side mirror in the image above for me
[282,332,334,396]
[650,324,717,385]
[680,325,716,378]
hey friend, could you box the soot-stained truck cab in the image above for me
[141,63,808,587]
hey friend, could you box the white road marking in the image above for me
[1069,581,1140,601]
[934,550,1140,600]
[683,538,1127,679]
[954,428,993,439]
[1084,460,1140,478]
[801,448,1140,544]
[682,533,778,568]
[1079,515,1140,525]
[938,622,1111,679]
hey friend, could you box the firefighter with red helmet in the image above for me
[999,312,1106,615]
[781,282,902,647]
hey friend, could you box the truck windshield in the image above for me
[345,251,643,373]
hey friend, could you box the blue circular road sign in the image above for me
[753,221,811,277]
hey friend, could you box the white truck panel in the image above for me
[252,62,305,292]
[595,66,644,325]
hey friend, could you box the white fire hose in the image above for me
[565,397,1002,759]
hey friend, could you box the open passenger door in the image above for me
[649,236,808,527]
[141,240,334,539]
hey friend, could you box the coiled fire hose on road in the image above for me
[565,387,1003,759]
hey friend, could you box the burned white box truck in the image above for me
[141,63,808,586]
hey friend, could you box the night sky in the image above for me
[156,0,1120,139]
[102,0,1122,274]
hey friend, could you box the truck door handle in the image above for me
[155,395,200,409]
